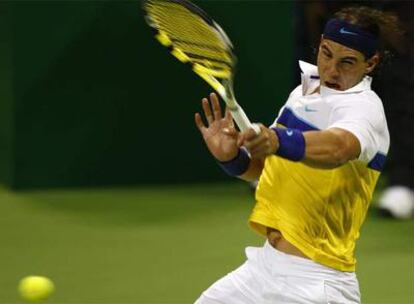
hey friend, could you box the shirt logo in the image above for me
[339,27,358,36]
[304,105,317,112]
[286,130,293,136]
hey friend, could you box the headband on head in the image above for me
[323,18,379,58]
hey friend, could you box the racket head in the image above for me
[142,0,237,93]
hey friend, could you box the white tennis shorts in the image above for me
[195,241,360,304]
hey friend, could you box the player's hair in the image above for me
[334,6,405,63]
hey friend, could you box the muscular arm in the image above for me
[303,127,361,168]
[241,126,361,173]
[196,93,361,181]
[219,126,360,182]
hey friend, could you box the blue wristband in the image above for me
[272,128,305,161]
[217,148,251,176]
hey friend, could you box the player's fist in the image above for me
[239,124,279,159]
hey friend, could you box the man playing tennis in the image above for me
[195,6,403,304]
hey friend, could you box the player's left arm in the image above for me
[302,128,361,168]
[241,126,361,169]
[242,97,382,168]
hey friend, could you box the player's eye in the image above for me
[342,60,354,65]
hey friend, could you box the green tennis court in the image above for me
[1,182,413,304]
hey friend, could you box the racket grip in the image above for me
[230,106,260,134]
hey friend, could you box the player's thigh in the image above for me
[324,278,361,304]
[194,261,261,304]
[260,275,326,304]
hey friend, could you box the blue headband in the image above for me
[323,18,378,58]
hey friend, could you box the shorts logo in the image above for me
[286,130,293,136]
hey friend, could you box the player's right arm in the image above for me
[195,93,264,182]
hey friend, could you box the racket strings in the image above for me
[145,0,234,71]
[148,2,219,44]
[171,41,233,67]
[149,7,227,53]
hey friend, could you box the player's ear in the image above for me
[365,53,380,74]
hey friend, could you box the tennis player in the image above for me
[194,6,403,304]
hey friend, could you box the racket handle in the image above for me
[230,105,260,134]
[191,69,260,133]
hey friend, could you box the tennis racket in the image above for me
[142,0,258,133]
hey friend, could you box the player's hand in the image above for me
[239,124,279,159]
[195,93,239,161]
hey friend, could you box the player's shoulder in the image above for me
[360,90,387,124]
[328,86,384,112]
[361,89,383,107]
[330,89,387,130]
[357,88,382,104]
[333,90,384,112]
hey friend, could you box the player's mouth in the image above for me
[324,81,341,90]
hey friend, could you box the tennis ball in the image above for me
[18,276,55,302]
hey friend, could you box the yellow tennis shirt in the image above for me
[249,61,389,272]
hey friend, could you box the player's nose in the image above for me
[326,63,340,79]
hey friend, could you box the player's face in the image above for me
[317,38,379,91]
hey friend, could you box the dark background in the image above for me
[1,2,414,303]
[0,1,293,189]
